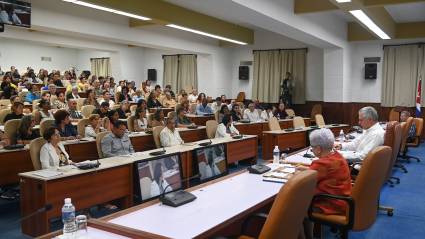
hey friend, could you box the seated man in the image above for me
[210,97,223,113]
[243,103,262,122]
[99,90,115,108]
[67,99,82,120]
[196,98,213,115]
[92,102,110,118]
[400,111,416,142]
[335,106,384,163]
[162,92,177,108]
[101,121,135,157]
[160,116,184,147]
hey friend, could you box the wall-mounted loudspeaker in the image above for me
[365,63,377,80]
[239,66,249,80]
[148,69,157,82]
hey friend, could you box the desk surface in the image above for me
[107,164,283,239]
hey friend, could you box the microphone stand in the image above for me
[12,204,52,225]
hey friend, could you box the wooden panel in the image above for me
[130,135,156,152]
[187,115,215,126]
[234,123,263,143]
[179,128,207,143]
[226,137,258,164]
[262,131,307,160]
[65,141,99,162]
[0,150,33,186]
[21,164,133,237]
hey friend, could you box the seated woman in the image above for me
[261,105,274,121]
[217,104,230,123]
[133,99,148,116]
[150,162,171,197]
[215,114,239,138]
[4,102,24,123]
[151,109,165,127]
[117,101,130,119]
[40,127,72,169]
[16,115,40,144]
[85,114,102,138]
[176,107,194,128]
[146,91,162,108]
[117,86,131,102]
[39,127,71,169]
[53,110,79,140]
[104,109,120,131]
[53,92,67,110]
[83,89,100,108]
[25,84,40,103]
[34,99,54,124]
[133,108,148,132]
[274,102,288,119]
[296,128,352,239]
[230,103,243,121]
[196,93,206,104]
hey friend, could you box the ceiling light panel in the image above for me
[349,10,391,39]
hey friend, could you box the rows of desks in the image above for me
[38,149,311,239]
[19,135,258,237]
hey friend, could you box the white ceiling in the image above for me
[385,2,425,23]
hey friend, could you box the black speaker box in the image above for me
[0,24,4,33]
[239,66,249,80]
[148,69,157,82]
[365,63,377,80]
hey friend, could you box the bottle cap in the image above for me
[64,198,71,204]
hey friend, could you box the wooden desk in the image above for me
[148,107,175,116]
[21,135,258,237]
[187,114,215,126]
[20,158,134,237]
[0,148,33,186]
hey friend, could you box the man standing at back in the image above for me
[335,106,385,163]
[101,121,135,157]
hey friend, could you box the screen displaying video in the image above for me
[135,154,182,202]
[0,1,31,28]
[195,144,227,182]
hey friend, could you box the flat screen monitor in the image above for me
[0,0,31,28]
[194,144,228,182]
[134,153,182,203]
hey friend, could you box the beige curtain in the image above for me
[163,55,179,91]
[90,58,111,77]
[252,49,307,103]
[382,44,425,107]
[177,55,198,92]
[163,54,198,93]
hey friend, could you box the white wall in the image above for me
[0,38,78,73]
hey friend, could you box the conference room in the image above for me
[0,0,424,238]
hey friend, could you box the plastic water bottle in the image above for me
[62,198,76,238]
[273,146,280,164]
[339,130,345,144]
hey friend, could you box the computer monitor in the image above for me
[134,153,182,203]
[194,144,228,182]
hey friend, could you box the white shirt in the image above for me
[160,127,184,147]
[243,109,262,122]
[188,94,198,103]
[85,125,97,138]
[99,99,115,108]
[136,118,148,130]
[200,163,221,180]
[150,179,171,198]
[340,122,385,161]
[261,110,274,121]
[39,142,69,169]
[0,10,11,24]
[215,123,239,138]
[211,102,222,113]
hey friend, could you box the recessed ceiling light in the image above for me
[62,0,151,21]
[349,10,391,39]
[166,24,247,45]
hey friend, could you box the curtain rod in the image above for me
[252,48,308,53]
[90,57,110,60]
[162,54,197,58]
[383,42,424,49]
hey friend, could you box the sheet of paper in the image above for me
[32,170,63,178]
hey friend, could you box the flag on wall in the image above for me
[416,76,422,117]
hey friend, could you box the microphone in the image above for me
[149,147,167,156]
[303,147,315,158]
[198,139,212,147]
[15,204,52,225]
[159,174,200,207]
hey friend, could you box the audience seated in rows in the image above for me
[35,99,54,124]
[54,110,79,140]
[196,98,213,115]
[101,120,134,158]
[176,107,193,128]
[152,109,165,127]
[92,101,110,118]
[243,103,261,122]
[16,115,39,144]
[4,102,23,123]
[53,92,67,109]
[68,99,83,120]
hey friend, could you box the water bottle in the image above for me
[339,130,345,144]
[273,146,280,164]
[62,198,76,238]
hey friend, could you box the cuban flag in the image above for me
[416,76,422,117]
